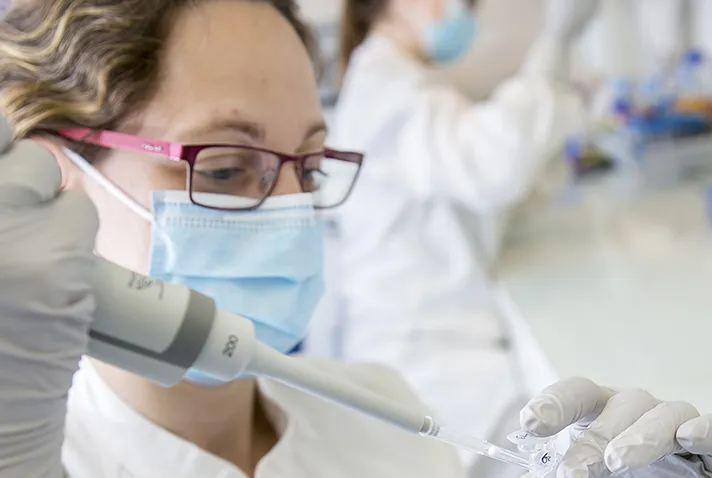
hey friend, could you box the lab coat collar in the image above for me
[69,360,295,478]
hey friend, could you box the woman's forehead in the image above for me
[141,0,322,146]
[165,1,317,95]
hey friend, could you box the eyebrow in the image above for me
[187,118,266,142]
[186,117,328,144]
[304,121,328,140]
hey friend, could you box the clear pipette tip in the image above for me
[419,417,560,477]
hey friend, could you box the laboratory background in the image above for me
[298,0,712,475]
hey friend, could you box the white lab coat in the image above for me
[62,359,466,478]
[306,33,586,474]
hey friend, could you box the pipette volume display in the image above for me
[419,420,560,477]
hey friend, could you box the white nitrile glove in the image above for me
[0,116,99,477]
[519,377,712,478]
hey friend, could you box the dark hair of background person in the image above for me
[339,0,387,76]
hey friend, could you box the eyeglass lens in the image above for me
[189,147,359,209]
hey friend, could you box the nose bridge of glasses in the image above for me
[271,154,304,196]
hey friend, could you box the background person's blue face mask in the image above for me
[422,1,477,63]
[64,149,325,386]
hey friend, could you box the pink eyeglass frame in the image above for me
[57,128,365,211]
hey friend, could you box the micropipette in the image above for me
[247,338,562,476]
[86,259,559,476]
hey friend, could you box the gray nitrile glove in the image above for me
[0,116,98,477]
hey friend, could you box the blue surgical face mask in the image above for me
[64,149,325,386]
[422,1,477,63]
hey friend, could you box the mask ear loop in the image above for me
[62,147,153,223]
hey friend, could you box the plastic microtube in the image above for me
[419,418,561,477]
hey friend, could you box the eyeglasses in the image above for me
[57,128,364,211]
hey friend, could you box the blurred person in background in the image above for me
[304,0,597,475]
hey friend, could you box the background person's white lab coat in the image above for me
[304,8,589,468]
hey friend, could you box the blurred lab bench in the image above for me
[493,175,712,411]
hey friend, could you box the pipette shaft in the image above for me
[248,343,534,473]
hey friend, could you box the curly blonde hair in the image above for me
[0,0,315,159]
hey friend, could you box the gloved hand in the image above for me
[544,0,599,43]
[0,116,98,476]
[520,377,712,478]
